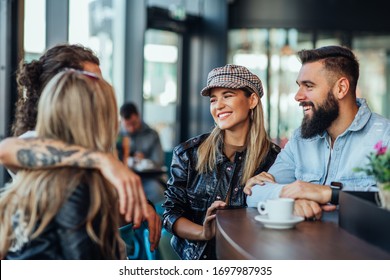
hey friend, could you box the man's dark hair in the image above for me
[297,45,360,96]
[120,102,139,119]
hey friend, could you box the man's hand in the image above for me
[294,199,323,219]
[294,199,337,219]
[99,153,148,226]
[101,155,163,252]
[243,172,275,195]
[280,180,332,204]
[143,204,162,252]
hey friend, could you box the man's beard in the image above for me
[300,91,339,139]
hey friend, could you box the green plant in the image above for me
[354,141,390,190]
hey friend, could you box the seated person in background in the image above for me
[119,102,165,204]
[0,70,123,259]
[0,43,161,250]
[245,45,390,220]
[162,64,280,260]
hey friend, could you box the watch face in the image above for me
[330,182,343,189]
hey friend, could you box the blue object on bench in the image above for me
[119,222,157,260]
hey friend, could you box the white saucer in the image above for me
[254,215,304,229]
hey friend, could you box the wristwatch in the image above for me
[330,181,343,205]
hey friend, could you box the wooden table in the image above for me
[134,167,167,178]
[215,207,390,260]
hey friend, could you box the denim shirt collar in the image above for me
[346,98,371,132]
[315,98,371,140]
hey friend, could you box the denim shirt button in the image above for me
[227,166,232,171]
[234,187,238,192]
[216,195,221,200]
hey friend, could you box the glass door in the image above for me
[143,29,181,152]
[353,34,390,118]
[228,28,308,146]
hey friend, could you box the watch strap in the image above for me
[330,188,340,205]
[329,181,343,205]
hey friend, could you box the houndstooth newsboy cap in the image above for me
[200,64,264,97]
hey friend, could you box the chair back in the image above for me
[119,223,157,260]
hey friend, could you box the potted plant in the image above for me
[354,141,390,210]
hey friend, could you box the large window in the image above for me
[229,29,390,145]
[143,29,180,152]
[228,29,309,146]
[353,34,390,119]
[69,0,126,106]
[24,0,46,61]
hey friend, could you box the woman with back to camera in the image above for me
[0,44,161,247]
[0,69,122,259]
[162,64,280,259]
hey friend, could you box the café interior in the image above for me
[1,0,390,260]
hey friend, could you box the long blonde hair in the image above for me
[196,88,270,185]
[0,70,121,259]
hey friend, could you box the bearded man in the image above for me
[245,45,390,219]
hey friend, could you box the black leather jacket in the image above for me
[6,183,120,260]
[162,133,280,260]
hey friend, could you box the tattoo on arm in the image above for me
[83,157,96,168]
[17,146,80,168]
[73,151,96,168]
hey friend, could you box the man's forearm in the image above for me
[0,137,103,170]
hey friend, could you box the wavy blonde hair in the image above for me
[0,70,121,259]
[196,88,270,185]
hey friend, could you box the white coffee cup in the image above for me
[257,198,294,221]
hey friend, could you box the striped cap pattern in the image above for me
[200,64,264,97]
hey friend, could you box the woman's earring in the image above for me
[250,108,254,120]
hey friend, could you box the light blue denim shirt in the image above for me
[247,98,390,207]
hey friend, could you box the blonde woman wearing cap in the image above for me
[162,64,280,260]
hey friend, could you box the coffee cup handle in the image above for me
[257,201,267,215]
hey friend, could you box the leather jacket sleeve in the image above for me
[55,184,103,259]
[162,145,190,234]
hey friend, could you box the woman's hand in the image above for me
[243,172,275,195]
[200,200,227,240]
